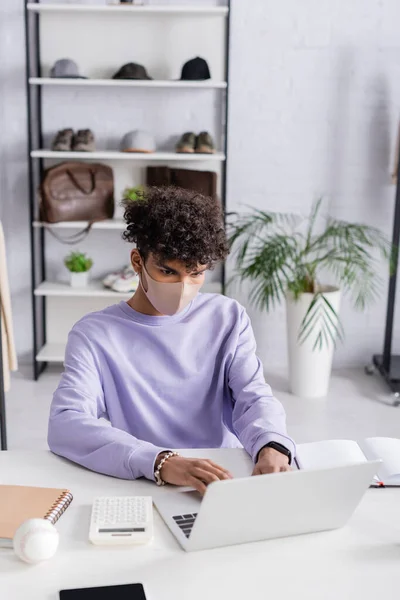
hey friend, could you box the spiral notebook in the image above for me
[0,485,73,547]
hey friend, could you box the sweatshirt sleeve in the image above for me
[228,308,296,463]
[48,327,168,481]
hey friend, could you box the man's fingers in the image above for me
[280,465,292,472]
[191,467,220,485]
[188,476,207,496]
[202,462,232,480]
[252,466,261,476]
[205,460,233,478]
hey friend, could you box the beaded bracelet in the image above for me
[154,451,180,486]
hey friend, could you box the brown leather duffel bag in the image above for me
[40,162,115,224]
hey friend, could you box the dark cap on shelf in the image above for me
[180,57,211,80]
[112,62,152,80]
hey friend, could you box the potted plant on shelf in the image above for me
[123,185,145,202]
[228,200,393,398]
[64,251,93,289]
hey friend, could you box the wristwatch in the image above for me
[258,442,292,465]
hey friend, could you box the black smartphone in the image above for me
[60,583,147,600]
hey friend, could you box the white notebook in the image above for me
[296,437,400,486]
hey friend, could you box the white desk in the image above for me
[1,450,400,600]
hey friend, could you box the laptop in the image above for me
[154,458,379,552]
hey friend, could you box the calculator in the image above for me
[89,496,153,545]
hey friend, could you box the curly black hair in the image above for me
[122,186,229,269]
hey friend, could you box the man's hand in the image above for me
[156,455,233,495]
[252,446,291,476]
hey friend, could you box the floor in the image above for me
[3,365,400,451]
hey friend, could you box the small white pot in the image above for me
[286,287,341,398]
[70,271,90,288]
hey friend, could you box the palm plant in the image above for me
[228,200,393,349]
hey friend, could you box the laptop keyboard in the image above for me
[173,513,198,538]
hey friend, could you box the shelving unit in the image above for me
[36,343,68,363]
[29,78,227,89]
[33,219,125,230]
[27,3,229,15]
[34,280,131,299]
[35,280,222,301]
[25,1,230,378]
[31,150,226,161]
[34,280,222,298]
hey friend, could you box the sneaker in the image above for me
[103,269,121,289]
[103,266,139,293]
[111,266,139,294]
[52,128,73,151]
[72,129,96,152]
[195,131,215,154]
[103,265,132,288]
[176,132,196,153]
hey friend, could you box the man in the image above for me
[48,186,295,494]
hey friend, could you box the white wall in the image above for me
[0,1,31,361]
[227,0,400,369]
[2,0,400,369]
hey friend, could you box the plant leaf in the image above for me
[298,292,342,351]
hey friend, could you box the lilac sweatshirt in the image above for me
[48,294,295,481]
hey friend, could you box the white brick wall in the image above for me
[227,0,400,369]
[0,1,31,361]
[2,0,400,369]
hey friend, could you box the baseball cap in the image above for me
[50,58,87,79]
[120,130,155,153]
[112,62,152,80]
[180,57,211,80]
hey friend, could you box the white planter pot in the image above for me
[286,287,341,398]
[70,271,90,288]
